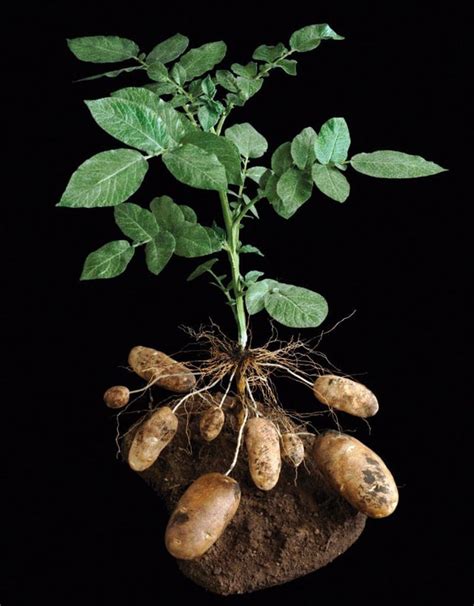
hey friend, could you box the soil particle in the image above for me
[123,395,366,595]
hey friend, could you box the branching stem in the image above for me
[219,190,248,350]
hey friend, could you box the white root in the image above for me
[245,381,260,417]
[171,376,223,413]
[224,406,249,477]
[219,367,237,409]
[259,362,314,388]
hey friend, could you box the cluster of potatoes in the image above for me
[104,346,399,560]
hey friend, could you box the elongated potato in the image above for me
[128,345,196,393]
[165,473,241,560]
[313,431,398,518]
[281,433,305,467]
[313,375,379,418]
[200,407,225,442]
[128,406,178,472]
[103,385,129,409]
[245,417,281,491]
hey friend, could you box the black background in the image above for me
[3,2,470,604]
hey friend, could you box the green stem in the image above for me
[219,190,248,350]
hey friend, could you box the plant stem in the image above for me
[219,190,248,350]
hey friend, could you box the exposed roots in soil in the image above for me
[114,317,363,465]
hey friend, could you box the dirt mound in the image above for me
[123,396,365,594]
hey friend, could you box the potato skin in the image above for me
[200,407,225,442]
[281,433,305,467]
[313,375,379,418]
[165,473,241,560]
[128,346,196,393]
[245,417,281,491]
[313,431,398,518]
[103,385,129,409]
[128,406,178,472]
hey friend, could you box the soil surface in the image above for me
[123,395,366,595]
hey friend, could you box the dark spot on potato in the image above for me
[363,469,377,484]
[233,482,241,498]
[365,456,379,466]
[172,511,190,525]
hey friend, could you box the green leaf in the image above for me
[150,196,185,233]
[175,223,222,257]
[182,131,242,185]
[180,205,197,223]
[144,82,177,96]
[197,100,223,131]
[211,222,226,242]
[187,258,218,281]
[275,59,298,75]
[110,88,193,144]
[86,97,170,154]
[163,144,227,191]
[201,75,216,97]
[215,70,239,92]
[240,244,264,256]
[264,173,284,212]
[315,117,351,165]
[58,149,148,208]
[156,99,194,141]
[74,65,142,82]
[244,270,264,285]
[170,63,187,85]
[81,240,134,280]
[67,36,139,63]
[145,231,176,275]
[264,282,328,328]
[231,62,258,78]
[291,127,317,170]
[245,279,278,314]
[147,33,189,64]
[271,142,293,175]
[246,166,268,184]
[289,24,344,52]
[225,123,268,159]
[276,168,313,218]
[178,41,227,81]
[114,203,159,242]
[147,60,169,82]
[252,43,286,62]
[110,86,159,107]
[312,164,350,202]
[350,151,447,178]
[235,77,263,101]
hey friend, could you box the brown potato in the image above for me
[245,417,281,491]
[165,473,241,560]
[128,406,178,472]
[103,385,129,409]
[313,431,398,518]
[128,345,196,393]
[281,433,305,467]
[199,407,225,442]
[313,375,379,418]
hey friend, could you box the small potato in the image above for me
[165,472,241,560]
[128,345,196,393]
[245,417,281,491]
[281,433,305,467]
[313,375,379,418]
[128,406,178,472]
[313,431,398,518]
[200,407,225,442]
[103,385,129,409]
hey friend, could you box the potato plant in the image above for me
[59,24,446,560]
